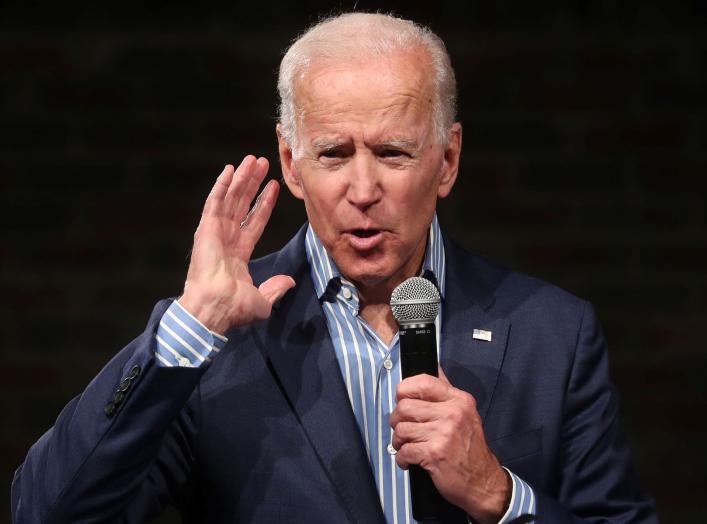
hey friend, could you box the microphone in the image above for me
[390,276,444,521]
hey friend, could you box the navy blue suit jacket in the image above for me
[12,226,657,523]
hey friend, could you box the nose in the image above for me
[346,153,382,210]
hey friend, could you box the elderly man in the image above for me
[12,12,656,524]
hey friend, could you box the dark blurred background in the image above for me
[2,1,706,522]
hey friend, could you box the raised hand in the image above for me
[179,156,295,334]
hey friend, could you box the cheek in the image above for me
[299,177,345,223]
[397,175,439,211]
[391,180,439,234]
[302,178,335,204]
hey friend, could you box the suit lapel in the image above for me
[440,235,511,422]
[255,227,511,521]
[259,228,385,524]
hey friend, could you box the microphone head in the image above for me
[390,277,441,325]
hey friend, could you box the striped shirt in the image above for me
[304,215,535,524]
[155,300,227,367]
[155,216,536,522]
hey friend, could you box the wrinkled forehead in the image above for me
[295,45,434,89]
[292,52,436,138]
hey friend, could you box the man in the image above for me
[12,13,657,524]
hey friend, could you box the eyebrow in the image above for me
[311,138,350,150]
[376,139,418,150]
[310,138,419,150]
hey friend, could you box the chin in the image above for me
[337,257,397,288]
[340,265,386,285]
[351,272,388,288]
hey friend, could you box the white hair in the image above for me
[277,12,457,149]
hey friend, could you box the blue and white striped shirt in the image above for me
[155,300,228,367]
[155,216,536,523]
[303,215,535,524]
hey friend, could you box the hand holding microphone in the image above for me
[390,277,510,524]
[390,277,443,521]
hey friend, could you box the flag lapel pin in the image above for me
[472,329,493,342]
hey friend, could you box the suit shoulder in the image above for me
[497,264,586,313]
[447,235,588,317]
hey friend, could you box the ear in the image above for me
[437,122,462,199]
[276,123,304,200]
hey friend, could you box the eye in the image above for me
[379,148,412,159]
[320,148,346,159]
[380,149,403,158]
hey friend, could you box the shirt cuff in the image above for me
[497,467,536,523]
[154,299,228,368]
[466,467,536,524]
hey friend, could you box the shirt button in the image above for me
[177,357,192,367]
[342,287,352,300]
[383,358,393,370]
[387,443,397,455]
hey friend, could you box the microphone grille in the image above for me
[390,277,441,325]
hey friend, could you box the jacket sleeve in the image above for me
[11,299,208,524]
[532,301,659,523]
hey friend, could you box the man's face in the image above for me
[279,50,461,295]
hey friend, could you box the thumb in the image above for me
[259,275,296,305]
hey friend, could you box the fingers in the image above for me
[241,180,280,231]
[203,164,235,216]
[227,156,270,221]
[396,374,454,403]
[202,156,270,221]
[259,275,296,305]
[236,176,285,262]
[389,398,441,427]
[394,442,429,471]
[391,420,430,450]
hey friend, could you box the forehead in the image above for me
[294,51,435,140]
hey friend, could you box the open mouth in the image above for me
[352,229,379,238]
[345,228,384,251]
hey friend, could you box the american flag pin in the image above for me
[472,329,493,342]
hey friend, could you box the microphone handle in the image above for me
[399,323,438,378]
[399,323,443,521]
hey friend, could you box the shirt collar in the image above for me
[305,214,446,300]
